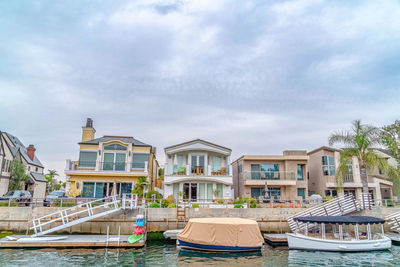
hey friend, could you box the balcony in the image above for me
[243,171,297,186]
[345,173,354,183]
[65,160,148,173]
[164,164,232,177]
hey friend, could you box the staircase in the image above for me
[287,195,360,232]
[385,211,400,233]
[30,194,138,237]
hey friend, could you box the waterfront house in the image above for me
[163,139,233,200]
[308,146,394,200]
[231,151,309,200]
[0,131,46,199]
[65,118,159,198]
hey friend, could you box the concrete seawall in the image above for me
[0,207,398,235]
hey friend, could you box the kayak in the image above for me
[128,234,144,244]
[134,227,144,235]
[6,236,68,242]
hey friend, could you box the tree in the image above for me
[380,120,400,194]
[9,160,29,191]
[45,169,59,193]
[132,177,148,198]
[329,120,399,194]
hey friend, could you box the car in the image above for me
[0,190,32,206]
[43,190,66,207]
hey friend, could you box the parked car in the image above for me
[0,190,32,206]
[43,190,66,207]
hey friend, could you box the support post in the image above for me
[321,223,326,239]
[355,224,359,240]
[339,225,343,240]
[381,224,385,236]
[304,223,308,236]
[367,223,371,240]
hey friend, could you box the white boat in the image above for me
[163,229,183,239]
[287,216,391,252]
[6,236,68,242]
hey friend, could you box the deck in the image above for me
[263,233,288,247]
[0,235,145,248]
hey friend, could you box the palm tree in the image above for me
[329,120,398,195]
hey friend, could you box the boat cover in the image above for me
[177,218,263,247]
[294,216,385,225]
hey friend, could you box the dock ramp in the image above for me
[30,194,138,237]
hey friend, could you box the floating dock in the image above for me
[0,235,145,248]
[263,233,288,247]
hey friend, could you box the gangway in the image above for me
[287,195,360,232]
[30,194,138,237]
[385,211,400,233]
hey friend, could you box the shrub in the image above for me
[234,204,243,208]
[161,198,175,208]
[145,190,162,199]
[233,200,243,204]
[192,204,199,208]
[228,200,234,204]
[217,200,224,204]
[149,203,161,208]
[288,203,301,208]
[168,204,176,208]
[0,202,17,207]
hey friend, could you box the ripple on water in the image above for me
[0,242,399,267]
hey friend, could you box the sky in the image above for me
[1,0,400,180]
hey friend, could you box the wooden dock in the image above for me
[264,233,288,247]
[0,235,145,248]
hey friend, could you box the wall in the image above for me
[2,206,399,235]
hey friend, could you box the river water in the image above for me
[0,241,399,266]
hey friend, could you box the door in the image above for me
[191,183,197,201]
[251,164,260,179]
[183,183,190,200]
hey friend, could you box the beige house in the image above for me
[0,131,46,199]
[308,146,394,200]
[232,150,309,200]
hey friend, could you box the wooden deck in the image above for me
[264,233,288,247]
[0,235,145,248]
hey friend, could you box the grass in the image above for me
[146,232,165,240]
[0,231,13,239]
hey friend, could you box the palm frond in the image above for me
[328,131,354,146]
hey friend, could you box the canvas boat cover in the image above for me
[294,216,385,225]
[177,218,263,247]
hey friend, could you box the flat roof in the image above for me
[232,154,309,165]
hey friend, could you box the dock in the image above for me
[263,233,288,247]
[0,235,145,248]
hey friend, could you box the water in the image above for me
[0,241,399,267]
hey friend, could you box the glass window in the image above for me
[95,182,104,198]
[297,188,305,200]
[251,188,265,199]
[322,156,328,165]
[199,183,205,200]
[82,182,95,198]
[323,166,329,176]
[328,156,334,165]
[207,184,213,200]
[329,166,335,176]
[173,183,179,199]
[115,153,126,171]
[120,183,132,196]
[132,153,150,169]
[79,151,97,167]
[297,164,304,180]
[104,143,127,150]
[251,164,261,179]
[103,153,115,170]
[199,156,205,168]
[216,184,223,197]
[212,157,221,172]
[322,155,335,176]
[268,188,281,199]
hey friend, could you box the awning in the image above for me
[294,216,385,225]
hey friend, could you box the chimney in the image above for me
[27,145,36,160]
[82,118,96,142]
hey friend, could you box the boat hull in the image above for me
[286,233,391,252]
[178,240,262,252]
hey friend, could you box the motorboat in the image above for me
[176,217,263,252]
[286,216,391,252]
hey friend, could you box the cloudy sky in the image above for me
[1,0,399,180]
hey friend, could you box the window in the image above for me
[103,152,126,171]
[268,188,281,199]
[132,153,150,169]
[104,143,127,151]
[325,189,337,197]
[322,156,335,176]
[212,157,221,172]
[207,184,213,200]
[82,182,95,197]
[297,188,305,200]
[79,151,97,167]
[35,167,38,172]
[216,184,223,197]
[8,160,12,172]
[238,164,242,174]
[199,183,205,200]
[297,164,304,180]
[251,164,280,180]
[251,188,265,199]
[173,183,179,199]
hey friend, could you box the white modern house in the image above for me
[163,139,233,201]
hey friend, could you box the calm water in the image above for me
[0,241,399,267]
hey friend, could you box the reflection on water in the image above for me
[0,241,399,267]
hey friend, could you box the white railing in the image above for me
[385,211,400,233]
[243,171,296,180]
[164,163,232,176]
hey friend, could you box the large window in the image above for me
[297,188,305,200]
[268,188,281,199]
[82,182,95,197]
[251,164,280,180]
[104,143,127,151]
[79,151,97,167]
[132,153,150,169]
[322,156,335,176]
[103,152,126,171]
[325,189,337,197]
[216,184,223,197]
[251,187,265,199]
[297,164,304,180]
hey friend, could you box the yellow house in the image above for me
[65,118,159,198]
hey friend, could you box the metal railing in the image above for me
[243,171,296,180]
[165,164,232,176]
[65,160,148,172]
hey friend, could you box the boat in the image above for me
[176,218,264,252]
[6,236,68,242]
[286,216,391,252]
[128,233,144,244]
[163,229,183,239]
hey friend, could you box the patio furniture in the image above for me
[177,167,186,175]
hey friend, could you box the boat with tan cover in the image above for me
[176,218,264,252]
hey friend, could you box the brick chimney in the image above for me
[27,145,36,160]
[82,118,96,142]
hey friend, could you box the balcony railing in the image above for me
[345,173,354,182]
[65,160,148,172]
[165,164,232,176]
[243,171,296,180]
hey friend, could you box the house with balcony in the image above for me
[232,151,309,200]
[163,139,233,201]
[65,118,159,198]
[308,146,394,200]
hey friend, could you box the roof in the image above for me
[4,132,44,168]
[232,154,309,165]
[294,216,385,225]
[372,148,393,158]
[164,139,231,152]
[307,146,342,155]
[30,172,47,182]
[79,136,151,146]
